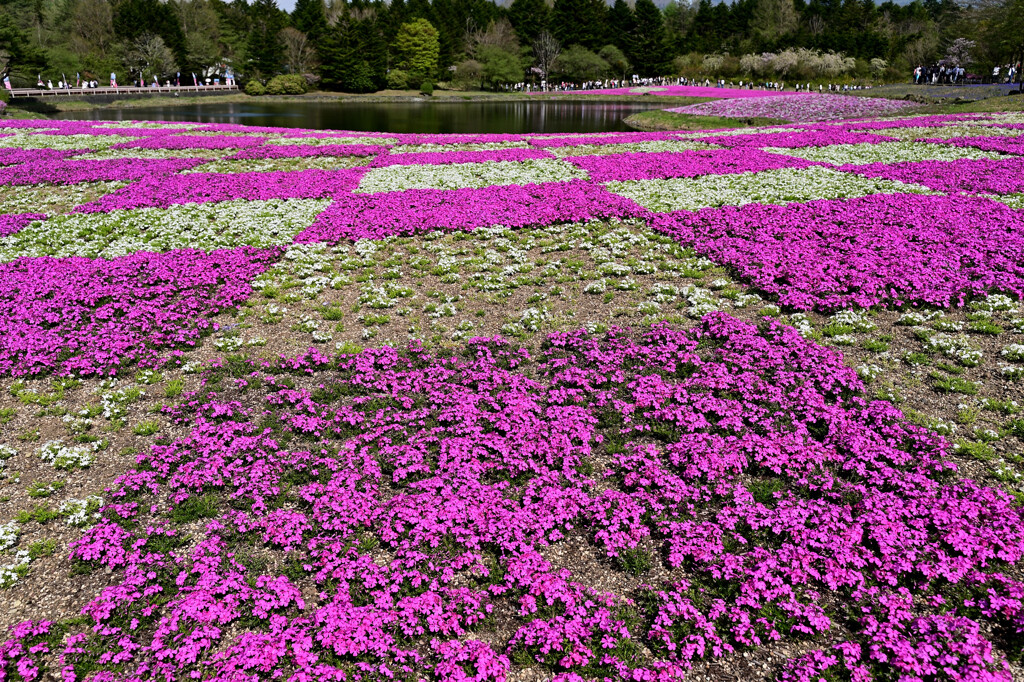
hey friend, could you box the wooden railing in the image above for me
[7,84,239,98]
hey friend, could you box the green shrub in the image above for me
[387,69,410,90]
[419,80,434,96]
[244,80,266,96]
[265,74,308,95]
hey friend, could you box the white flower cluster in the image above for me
[0,521,18,552]
[60,496,104,527]
[994,459,1023,483]
[39,440,99,470]
[1002,344,1024,362]
[359,283,416,309]
[98,383,145,421]
[896,310,943,326]
[857,364,884,382]
[61,413,93,434]
[356,159,585,193]
[213,337,244,352]
[0,444,15,478]
[830,309,877,332]
[999,365,1024,380]
[924,333,983,366]
[971,294,1019,313]
[607,166,927,213]
[0,551,31,589]
[1,199,329,261]
[789,313,816,338]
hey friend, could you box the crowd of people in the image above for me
[913,64,969,84]
[501,76,879,94]
[912,62,1020,85]
[23,71,236,91]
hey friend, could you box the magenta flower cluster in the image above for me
[297,179,649,242]
[651,193,1024,310]
[0,247,278,376]
[4,315,1024,680]
[0,158,206,186]
[846,156,1024,195]
[75,168,366,212]
[667,94,922,122]
[563,148,817,181]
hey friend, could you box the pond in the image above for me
[55,99,664,134]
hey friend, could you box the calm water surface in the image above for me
[57,100,664,134]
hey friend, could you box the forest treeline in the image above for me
[0,0,1021,92]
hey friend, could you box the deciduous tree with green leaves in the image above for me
[392,18,439,82]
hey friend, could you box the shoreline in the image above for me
[10,90,714,117]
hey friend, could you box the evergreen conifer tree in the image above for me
[292,0,327,42]
[631,0,666,75]
[246,0,285,78]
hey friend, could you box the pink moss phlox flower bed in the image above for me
[75,168,367,212]
[0,158,207,186]
[0,213,45,238]
[0,148,80,167]
[296,180,651,242]
[843,157,1024,195]
[564,149,819,181]
[111,134,268,151]
[696,129,897,148]
[230,143,388,160]
[552,84,806,99]
[848,114,1006,130]
[370,148,555,167]
[667,94,922,123]
[0,120,61,130]
[528,131,690,148]
[392,133,529,145]
[651,193,1024,311]
[4,315,1024,679]
[919,135,1024,156]
[0,247,279,377]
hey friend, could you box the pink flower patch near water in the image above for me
[563,148,818,181]
[652,193,1024,310]
[667,94,922,123]
[0,247,278,376]
[297,180,650,242]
